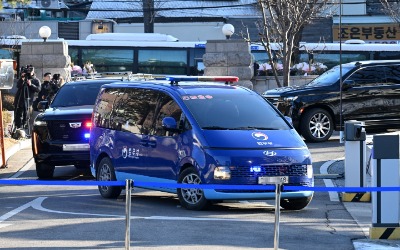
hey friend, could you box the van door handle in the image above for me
[148,141,156,147]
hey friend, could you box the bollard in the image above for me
[371,133,400,239]
[125,179,133,250]
[259,176,288,250]
[343,120,370,202]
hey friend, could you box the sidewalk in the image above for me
[326,159,400,250]
[0,138,32,179]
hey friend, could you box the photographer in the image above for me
[37,72,59,102]
[13,65,41,134]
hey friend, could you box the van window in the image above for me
[183,91,290,130]
[154,93,184,136]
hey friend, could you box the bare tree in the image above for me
[257,0,334,87]
[380,0,400,23]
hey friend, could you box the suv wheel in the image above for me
[36,163,55,179]
[280,196,313,210]
[177,167,209,210]
[97,157,122,198]
[300,108,333,142]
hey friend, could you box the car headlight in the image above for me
[214,166,231,180]
[34,120,47,126]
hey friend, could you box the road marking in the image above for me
[8,158,34,179]
[320,159,343,202]
[0,197,44,228]
[30,196,268,222]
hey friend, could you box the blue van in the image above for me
[90,76,313,210]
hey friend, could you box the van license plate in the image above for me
[258,176,289,185]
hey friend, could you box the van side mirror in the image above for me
[162,117,180,131]
[37,100,49,112]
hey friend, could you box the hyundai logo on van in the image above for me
[263,151,277,156]
[252,132,268,140]
[69,122,82,128]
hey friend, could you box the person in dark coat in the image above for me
[13,66,41,132]
[37,72,59,102]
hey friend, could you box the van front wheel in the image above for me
[97,157,122,199]
[177,167,208,210]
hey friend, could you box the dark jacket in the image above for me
[38,80,59,102]
[13,76,41,108]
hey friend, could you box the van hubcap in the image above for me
[181,173,203,205]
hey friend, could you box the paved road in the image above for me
[0,134,365,250]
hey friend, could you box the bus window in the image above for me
[82,48,134,72]
[375,51,400,60]
[313,52,369,69]
[138,49,187,75]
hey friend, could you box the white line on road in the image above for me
[30,196,267,222]
[0,197,46,228]
[320,159,342,202]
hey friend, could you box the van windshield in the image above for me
[182,91,290,130]
[306,65,353,87]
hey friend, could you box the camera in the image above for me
[21,65,34,79]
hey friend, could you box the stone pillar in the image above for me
[203,40,253,89]
[19,41,71,81]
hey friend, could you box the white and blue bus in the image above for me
[1,34,400,75]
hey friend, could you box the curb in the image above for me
[4,139,31,165]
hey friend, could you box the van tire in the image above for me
[97,157,122,199]
[300,108,333,143]
[36,163,55,179]
[280,196,313,210]
[177,167,208,210]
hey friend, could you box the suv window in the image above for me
[154,93,184,136]
[384,65,400,85]
[307,65,353,87]
[347,66,386,86]
[51,82,107,107]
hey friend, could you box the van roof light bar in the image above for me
[165,76,239,85]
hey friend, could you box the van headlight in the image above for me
[307,164,313,178]
[214,166,231,180]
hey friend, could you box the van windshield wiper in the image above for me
[231,126,280,130]
[202,126,230,130]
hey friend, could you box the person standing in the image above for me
[13,65,41,135]
[38,72,59,102]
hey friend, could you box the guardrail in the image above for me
[1,179,400,250]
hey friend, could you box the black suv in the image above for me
[32,79,122,179]
[263,60,400,142]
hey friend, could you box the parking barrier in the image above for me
[2,179,400,248]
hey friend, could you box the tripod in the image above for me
[12,79,32,138]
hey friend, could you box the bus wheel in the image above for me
[97,157,121,199]
[280,196,313,210]
[177,167,208,210]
